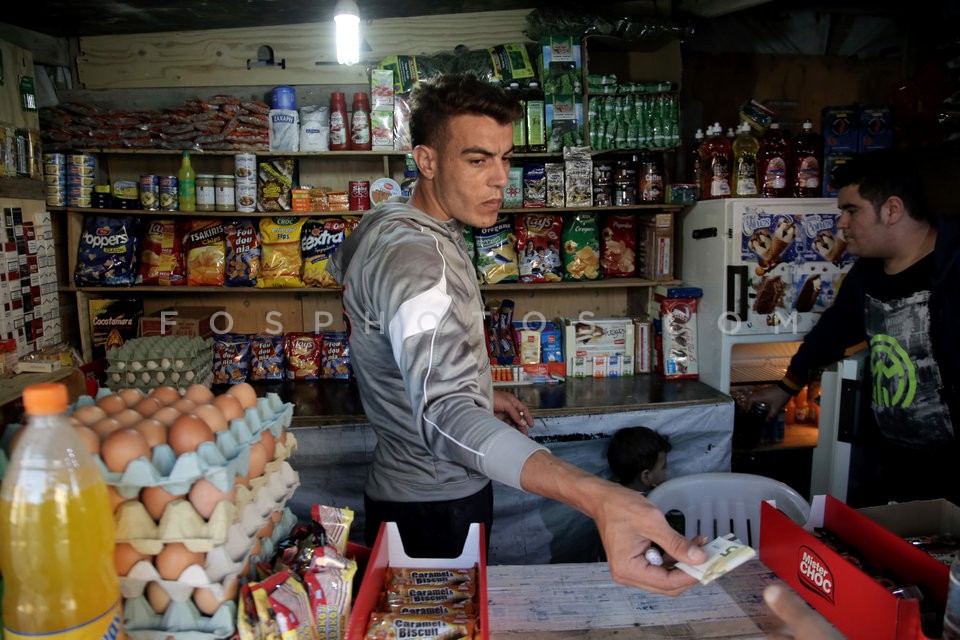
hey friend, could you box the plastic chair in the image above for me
[646,472,811,548]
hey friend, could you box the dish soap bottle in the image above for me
[178,150,197,212]
[0,383,122,640]
[792,119,823,198]
[732,122,759,197]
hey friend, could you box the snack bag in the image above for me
[184,218,227,286]
[301,218,349,288]
[515,212,563,283]
[600,213,638,278]
[74,215,139,286]
[224,218,261,287]
[258,216,306,287]
[562,212,601,281]
[284,331,323,380]
[320,331,351,379]
[473,215,519,284]
[249,333,285,381]
[139,219,186,285]
[213,332,251,384]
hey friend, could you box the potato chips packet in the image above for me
[562,212,601,281]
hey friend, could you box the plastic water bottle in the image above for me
[945,552,960,639]
[0,383,122,640]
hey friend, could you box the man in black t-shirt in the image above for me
[750,148,960,506]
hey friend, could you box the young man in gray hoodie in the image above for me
[329,74,706,595]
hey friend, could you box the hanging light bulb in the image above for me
[334,0,360,65]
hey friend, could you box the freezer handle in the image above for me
[726,265,748,320]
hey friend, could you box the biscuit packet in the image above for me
[562,212,601,281]
[320,331,351,379]
[184,218,227,286]
[213,332,251,384]
[249,333,285,381]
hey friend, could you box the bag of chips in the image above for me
[473,215,519,284]
[516,212,563,283]
[562,212,601,281]
[601,213,638,278]
[138,219,186,286]
[284,331,323,380]
[301,218,348,288]
[184,219,227,286]
[258,216,306,287]
[74,215,139,286]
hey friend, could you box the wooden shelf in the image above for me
[500,204,683,214]
[480,278,680,292]
[68,285,341,294]
[0,368,78,408]
[69,149,411,157]
[51,206,364,217]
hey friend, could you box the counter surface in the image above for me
[487,558,786,639]
[224,376,730,426]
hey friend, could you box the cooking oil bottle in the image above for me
[0,383,121,640]
[732,122,759,197]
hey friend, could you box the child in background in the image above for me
[607,426,672,495]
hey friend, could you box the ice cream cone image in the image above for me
[768,218,798,263]
[749,228,774,261]
[814,230,848,264]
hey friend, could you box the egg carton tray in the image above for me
[108,349,213,373]
[116,455,299,554]
[123,596,236,640]
[109,336,213,368]
[106,367,214,392]
[119,508,297,600]
[86,393,294,498]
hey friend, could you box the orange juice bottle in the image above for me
[0,383,121,640]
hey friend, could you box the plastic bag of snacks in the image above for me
[224,218,261,287]
[185,219,227,286]
[258,216,306,287]
[473,215,519,284]
[74,215,140,286]
[301,218,349,288]
[138,219,186,285]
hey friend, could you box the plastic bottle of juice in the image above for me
[177,150,196,212]
[732,122,759,197]
[0,383,121,640]
[792,119,824,198]
[689,127,705,198]
[758,122,790,198]
[699,122,732,199]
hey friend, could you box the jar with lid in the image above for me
[614,159,636,206]
[196,174,216,212]
[215,174,236,211]
[638,151,665,203]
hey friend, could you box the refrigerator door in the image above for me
[726,198,852,337]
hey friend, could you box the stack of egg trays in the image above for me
[105,336,214,391]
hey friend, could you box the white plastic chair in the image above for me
[646,472,811,548]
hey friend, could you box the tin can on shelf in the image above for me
[215,174,236,211]
[196,174,216,212]
[140,175,160,210]
[236,181,257,213]
[349,180,370,211]
[234,153,257,181]
[159,175,178,210]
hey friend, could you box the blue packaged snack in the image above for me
[74,215,139,286]
[249,333,285,381]
[321,331,351,379]
[213,332,252,384]
[224,218,261,287]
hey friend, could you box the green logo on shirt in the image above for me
[869,334,916,408]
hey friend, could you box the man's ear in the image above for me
[413,145,435,180]
[639,468,652,487]
[883,196,907,225]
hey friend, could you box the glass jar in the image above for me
[214,174,236,212]
[196,174,215,211]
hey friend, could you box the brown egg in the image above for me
[150,385,182,405]
[113,408,143,429]
[114,542,151,576]
[171,398,197,414]
[107,485,129,512]
[96,394,127,416]
[134,418,168,449]
[155,542,204,580]
[258,518,275,541]
[194,580,238,616]
[134,396,163,418]
[184,383,214,405]
[193,403,228,433]
[91,417,123,440]
[212,393,244,423]
[188,478,236,520]
[168,414,214,456]
[151,406,181,428]
[118,388,144,408]
[74,424,101,456]
[146,582,171,614]
[72,404,107,426]
[247,441,268,480]
[140,484,185,521]
[100,428,151,473]
[226,382,258,409]
[259,428,276,461]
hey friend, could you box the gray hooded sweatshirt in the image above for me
[328,199,546,503]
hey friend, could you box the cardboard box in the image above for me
[760,495,949,640]
[139,306,223,338]
[563,317,635,378]
[859,104,894,152]
[346,522,488,640]
[89,298,143,360]
[858,499,960,564]
[822,105,860,154]
[638,213,673,280]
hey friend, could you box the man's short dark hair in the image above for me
[408,74,522,150]
[834,148,934,223]
[606,426,672,486]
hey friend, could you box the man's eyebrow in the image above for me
[461,146,504,157]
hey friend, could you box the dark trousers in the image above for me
[363,482,493,558]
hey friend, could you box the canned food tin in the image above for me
[140,175,160,210]
[196,174,216,212]
[236,181,257,212]
[215,174,236,211]
[159,176,178,210]
[349,180,371,211]
[234,153,257,181]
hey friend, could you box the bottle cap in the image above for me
[23,382,68,415]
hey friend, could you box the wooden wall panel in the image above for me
[76,10,531,90]
[0,39,40,128]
